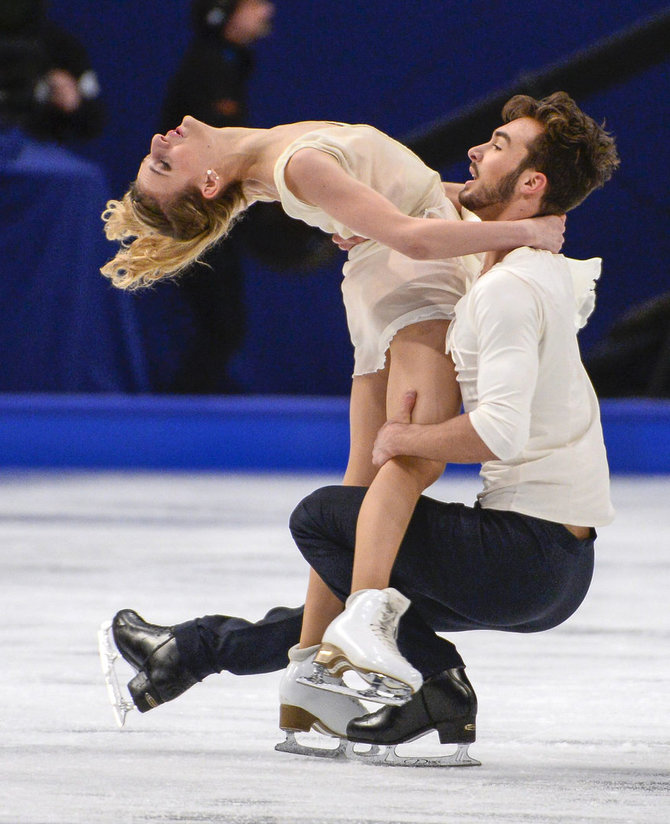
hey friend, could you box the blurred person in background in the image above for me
[158,0,270,394]
[160,0,274,134]
[0,0,104,144]
[159,0,335,394]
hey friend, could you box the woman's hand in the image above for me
[524,214,566,253]
[331,233,369,252]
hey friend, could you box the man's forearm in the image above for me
[375,413,498,466]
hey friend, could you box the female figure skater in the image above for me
[102,117,564,720]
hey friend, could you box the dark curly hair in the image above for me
[502,91,620,214]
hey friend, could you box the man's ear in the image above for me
[200,168,222,200]
[519,169,548,198]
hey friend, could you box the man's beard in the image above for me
[459,165,524,212]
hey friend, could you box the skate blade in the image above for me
[347,741,481,768]
[275,731,349,760]
[315,644,421,696]
[97,620,136,728]
[296,670,411,707]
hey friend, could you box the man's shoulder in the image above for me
[469,250,563,317]
[489,248,570,293]
[497,247,562,273]
[486,249,603,331]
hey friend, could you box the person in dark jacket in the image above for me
[160,0,273,134]
[0,0,105,143]
[159,0,275,394]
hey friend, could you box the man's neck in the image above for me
[479,198,539,272]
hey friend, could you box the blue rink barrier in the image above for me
[0,395,668,474]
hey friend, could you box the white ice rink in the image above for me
[1,471,668,824]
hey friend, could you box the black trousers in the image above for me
[174,485,595,682]
[169,241,246,395]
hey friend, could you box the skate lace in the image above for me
[370,603,398,650]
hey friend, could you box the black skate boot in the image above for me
[344,668,479,767]
[112,609,197,713]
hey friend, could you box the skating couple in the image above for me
[99,91,618,765]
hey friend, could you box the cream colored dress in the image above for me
[272,123,479,375]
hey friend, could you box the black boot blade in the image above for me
[110,609,197,712]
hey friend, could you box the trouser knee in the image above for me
[289,485,365,598]
[289,485,364,554]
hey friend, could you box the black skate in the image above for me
[344,667,480,767]
[97,609,197,727]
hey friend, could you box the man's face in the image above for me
[459,117,545,217]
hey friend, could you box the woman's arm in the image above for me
[283,148,564,258]
[442,181,464,211]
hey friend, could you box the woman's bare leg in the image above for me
[298,367,389,647]
[342,366,389,486]
[350,320,459,592]
[298,570,345,647]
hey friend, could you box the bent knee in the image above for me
[393,456,446,491]
[289,487,333,540]
[289,485,366,544]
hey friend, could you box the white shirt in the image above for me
[447,247,615,527]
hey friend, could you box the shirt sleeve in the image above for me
[468,270,543,461]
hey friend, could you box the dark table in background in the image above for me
[0,126,150,392]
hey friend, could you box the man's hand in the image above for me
[331,233,369,252]
[372,390,417,467]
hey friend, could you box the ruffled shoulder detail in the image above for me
[564,256,602,330]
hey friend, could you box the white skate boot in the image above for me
[299,588,423,706]
[275,644,370,759]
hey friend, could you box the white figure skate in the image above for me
[275,644,372,759]
[298,588,423,706]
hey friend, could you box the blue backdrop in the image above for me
[42,0,670,395]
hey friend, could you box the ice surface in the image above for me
[0,471,668,823]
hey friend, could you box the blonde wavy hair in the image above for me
[100,180,247,290]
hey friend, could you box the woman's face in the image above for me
[136,116,215,202]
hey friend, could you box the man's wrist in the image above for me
[395,422,421,459]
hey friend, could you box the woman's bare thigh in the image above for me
[387,320,460,424]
